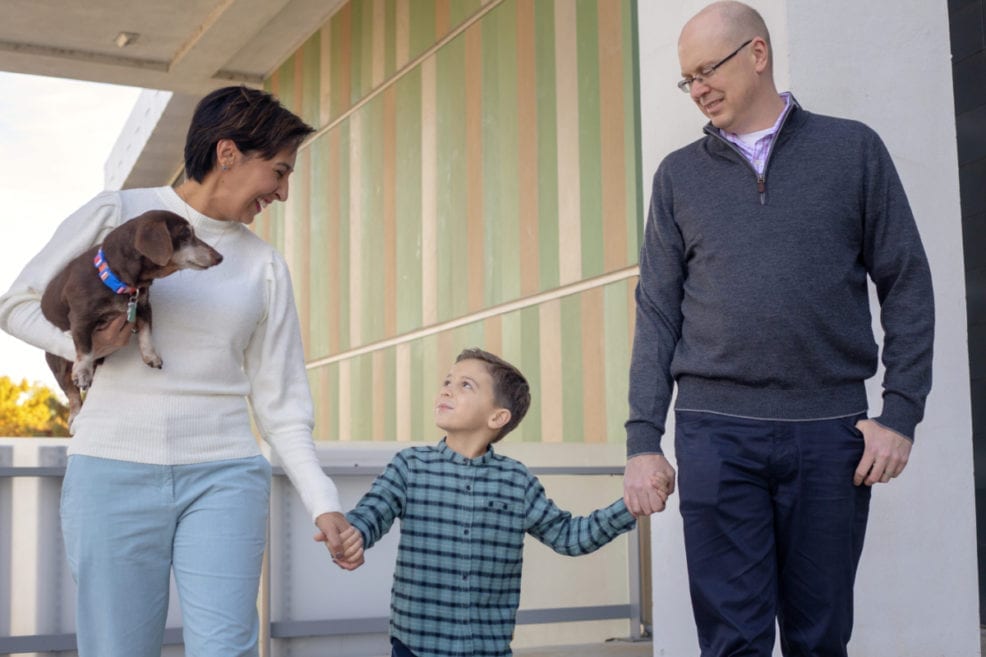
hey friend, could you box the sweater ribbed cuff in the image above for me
[874,392,924,441]
[626,421,665,458]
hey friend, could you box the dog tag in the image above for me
[126,296,137,323]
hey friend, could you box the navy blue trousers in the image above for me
[391,637,417,657]
[674,411,871,657]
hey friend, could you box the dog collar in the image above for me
[93,248,137,295]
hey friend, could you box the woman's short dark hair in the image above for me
[183,85,316,182]
[456,348,531,442]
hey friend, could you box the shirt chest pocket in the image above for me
[478,497,526,533]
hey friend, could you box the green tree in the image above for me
[0,376,70,437]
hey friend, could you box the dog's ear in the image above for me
[134,218,174,266]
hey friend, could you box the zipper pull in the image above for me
[757,175,766,205]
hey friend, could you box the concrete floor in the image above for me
[515,637,652,657]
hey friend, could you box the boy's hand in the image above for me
[314,522,365,571]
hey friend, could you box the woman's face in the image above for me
[222,146,297,224]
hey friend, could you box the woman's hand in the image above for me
[92,315,133,359]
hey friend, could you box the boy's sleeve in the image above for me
[523,474,636,556]
[345,452,410,550]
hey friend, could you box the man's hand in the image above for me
[853,418,912,486]
[623,453,676,516]
[92,314,132,359]
[312,512,364,570]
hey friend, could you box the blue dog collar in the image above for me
[93,248,137,295]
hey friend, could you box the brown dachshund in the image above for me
[41,210,223,423]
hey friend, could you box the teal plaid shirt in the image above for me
[346,439,636,657]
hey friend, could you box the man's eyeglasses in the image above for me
[677,39,753,93]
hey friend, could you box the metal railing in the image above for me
[0,444,643,656]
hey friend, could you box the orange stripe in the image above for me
[372,350,385,441]
[421,56,438,325]
[484,315,503,356]
[337,4,352,116]
[338,359,351,441]
[581,287,606,443]
[372,0,386,88]
[293,50,304,120]
[395,0,410,69]
[597,0,627,271]
[327,130,341,354]
[384,86,398,336]
[516,0,539,296]
[437,330,454,384]
[435,0,450,36]
[465,24,484,312]
[554,0,582,284]
[319,25,332,126]
[319,366,331,441]
[539,300,563,443]
[396,343,411,442]
[297,148,312,353]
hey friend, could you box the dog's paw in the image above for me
[71,363,94,390]
[143,354,163,369]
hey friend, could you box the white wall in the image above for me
[637,1,979,655]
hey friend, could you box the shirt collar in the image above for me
[719,91,794,143]
[438,437,494,465]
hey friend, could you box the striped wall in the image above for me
[257,0,642,444]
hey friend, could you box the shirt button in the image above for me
[465,485,471,491]
[464,529,470,535]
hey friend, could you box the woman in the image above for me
[0,86,358,657]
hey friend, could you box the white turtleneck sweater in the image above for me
[0,186,340,521]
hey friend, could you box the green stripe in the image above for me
[351,353,372,440]
[385,0,397,79]
[519,306,541,443]
[420,334,439,441]
[575,0,603,279]
[435,36,468,321]
[337,121,352,350]
[309,137,331,358]
[534,1,559,290]
[395,69,423,333]
[361,96,385,343]
[626,0,643,262]
[328,362,340,440]
[491,0,520,305]
[604,280,631,443]
[410,339,425,441]
[560,294,584,443]
[409,0,436,62]
[331,9,347,117]
[384,348,396,441]
[349,0,365,105]
[302,33,321,128]
[448,0,475,29]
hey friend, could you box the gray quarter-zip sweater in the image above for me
[626,102,934,456]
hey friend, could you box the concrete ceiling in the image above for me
[1,0,345,188]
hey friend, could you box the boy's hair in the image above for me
[184,85,316,182]
[456,348,530,442]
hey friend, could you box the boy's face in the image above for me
[434,359,506,436]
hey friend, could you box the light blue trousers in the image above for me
[60,454,271,657]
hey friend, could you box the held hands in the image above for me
[623,453,676,517]
[853,418,912,486]
[92,314,133,359]
[313,511,365,570]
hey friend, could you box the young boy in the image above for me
[327,348,643,657]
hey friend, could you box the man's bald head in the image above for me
[681,2,773,73]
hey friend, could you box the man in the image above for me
[622,2,934,655]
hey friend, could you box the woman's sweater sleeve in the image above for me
[244,251,342,522]
[0,191,123,361]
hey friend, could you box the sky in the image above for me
[0,72,142,392]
